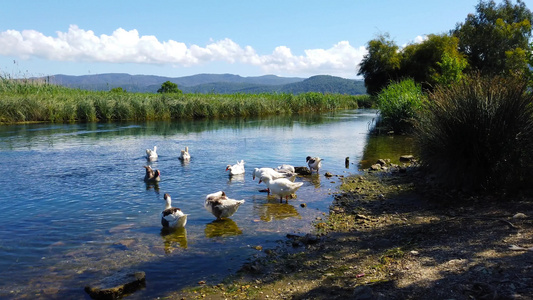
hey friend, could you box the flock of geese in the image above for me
[143,145,323,230]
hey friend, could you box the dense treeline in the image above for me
[359,0,533,191]
[0,77,369,124]
[358,0,532,95]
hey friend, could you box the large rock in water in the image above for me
[84,270,146,300]
[294,166,311,175]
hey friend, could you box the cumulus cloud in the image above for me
[0,25,368,76]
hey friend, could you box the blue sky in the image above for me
[0,0,501,79]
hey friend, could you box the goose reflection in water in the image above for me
[255,202,301,222]
[160,227,188,254]
[179,158,191,167]
[204,218,243,238]
[227,173,245,183]
[145,181,160,192]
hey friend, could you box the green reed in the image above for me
[416,74,533,191]
[0,77,365,124]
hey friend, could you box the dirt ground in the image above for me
[165,165,533,300]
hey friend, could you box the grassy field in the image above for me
[0,77,371,124]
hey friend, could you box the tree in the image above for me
[110,87,126,93]
[401,34,468,90]
[357,34,401,95]
[432,51,469,87]
[526,43,533,88]
[157,81,182,94]
[358,34,468,94]
[452,0,533,76]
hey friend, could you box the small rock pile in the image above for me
[367,155,417,173]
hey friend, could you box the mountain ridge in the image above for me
[38,73,366,95]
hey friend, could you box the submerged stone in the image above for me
[84,270,146,300]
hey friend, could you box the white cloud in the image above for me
[0,25,368,77]
[400,35,428,48]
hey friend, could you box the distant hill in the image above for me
[40,73,366,95]
[280,75,367,94]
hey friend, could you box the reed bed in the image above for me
[415,74,533,191]
[0,78,366,124]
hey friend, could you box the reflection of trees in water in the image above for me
[1,111,352,145]
[310,174,321,188]
[160,227,188,254]
[301,174,321,189]
[255,202,301,222]
[359,134,416,169]
[204,218,243,238]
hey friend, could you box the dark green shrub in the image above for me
[357,95,376,108]
[416,74,533,191]
[377,79,426,133]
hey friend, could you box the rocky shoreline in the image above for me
[162,158,533,300]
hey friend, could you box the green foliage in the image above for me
[432,51,469,87]
[76,97,97,122]
[358,1,532,94]
[357,34,401,95]
[415,74,533,191]
[528,41,533,87]
[402,34,469,89]
[452,0,533,76]
[110,87,126,93]
[157,81,182,94]
[376,79,426,133]
[355,95,375,108]
[359,34,470,94]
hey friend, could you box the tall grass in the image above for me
[416,74,533,191]
[0,78,366,124]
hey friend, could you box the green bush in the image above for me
[377,79,426,133]
[416,74,533,191]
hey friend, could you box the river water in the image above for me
[0,109,415,299]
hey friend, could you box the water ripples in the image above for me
[0,110,377,299]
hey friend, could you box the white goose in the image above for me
[205,191,245,220]
[306,156,323,173]
[260,174,304,203]
[146,146,158,161]
[226,160,245,176]
[276,164,296,174]
[253,167,296,195]
[161,193,188,228]
[144,165,161,182]
[178,146,190,161]
[252,167,295,180]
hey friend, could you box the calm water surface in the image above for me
[0,109,408,299]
